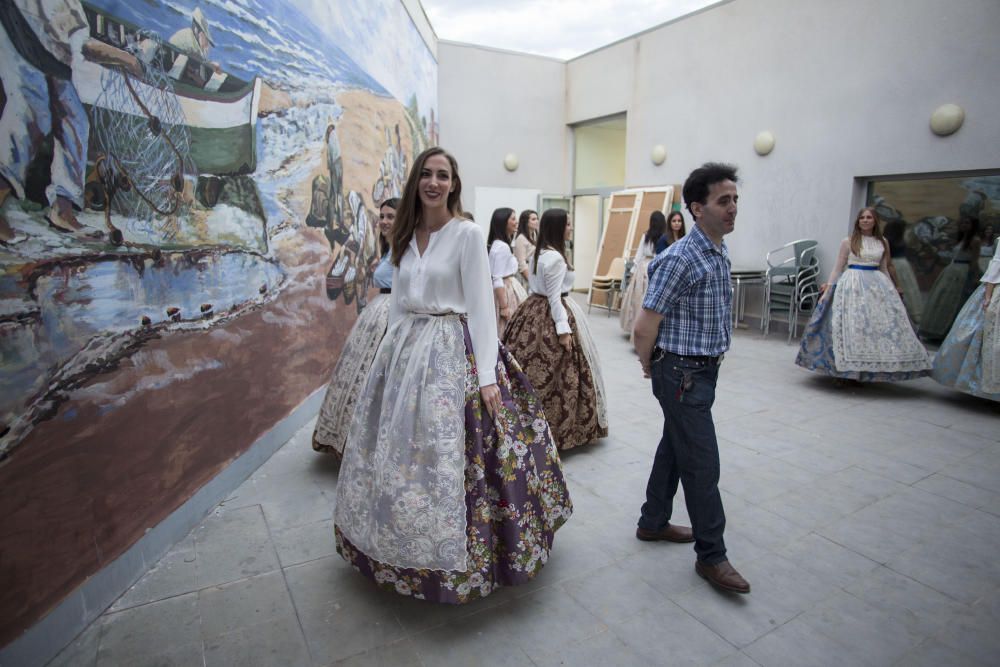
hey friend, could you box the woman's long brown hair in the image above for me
[533,208,571,273]
[849,206,884,256]
[390,147,464,265]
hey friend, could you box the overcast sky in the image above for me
[421,0,720,60]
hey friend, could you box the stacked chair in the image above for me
[588,257,627,315]
[761,239,820,342]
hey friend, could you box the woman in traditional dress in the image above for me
[654,210,686,254]
[488,207,527,334]
[333,148,571,603]
[513,209,539,287]
[931,242,1000,401]
[503,209,608,450]
[795,207,932,382]
[919,216,983,340]
[312,198,399,459]
[620,210,666,338]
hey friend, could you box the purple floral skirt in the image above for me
[334,319,572,603]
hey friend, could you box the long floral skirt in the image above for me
[503,294,608,450]
[312,294,391,459]
[497,275,528,336]
[795,281,931,382]
[920,261,979,340]
[619,257,651,340]
[931,284,1000,401]
[334,313,572,603]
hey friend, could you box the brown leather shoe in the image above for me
[696,560,750,594]
[635,524,694,543]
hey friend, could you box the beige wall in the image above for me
[438,42,569,213]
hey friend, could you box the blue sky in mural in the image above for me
[86,0,390,97]
[291,0,438,120]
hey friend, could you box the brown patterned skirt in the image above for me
[502,294,608,450]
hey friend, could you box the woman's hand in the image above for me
[558,333,572,352]
[499,303,512,320]
[481,384,502,418]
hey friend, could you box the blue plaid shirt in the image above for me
[643,224,732,356]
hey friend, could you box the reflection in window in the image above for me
[868,174,999,340]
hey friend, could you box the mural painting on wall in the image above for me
[0,0,436,461]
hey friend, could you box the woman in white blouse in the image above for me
[513,209,539,286]
[333,148,571,604]
[619,210,666,339]
[488,207,527,334]
[312,198,399,459]
[503,209,608,450]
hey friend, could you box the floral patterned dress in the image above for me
[333,219,571,603]
[931,243,1000,401]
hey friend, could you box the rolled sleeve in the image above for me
[643,254,692,316]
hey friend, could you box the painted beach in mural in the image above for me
[0,0,435,643]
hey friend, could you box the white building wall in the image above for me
[439,0,1000,273]
[438,42,569,213]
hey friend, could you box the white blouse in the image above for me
[982,243,1000,284]
[529,249,574,336]
[489,240,518,288]
[388,218,499,387]
[633,238,656,261]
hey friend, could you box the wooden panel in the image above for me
[626,188,673,257]
[596,210,633,276]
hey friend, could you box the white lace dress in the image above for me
[798,235,931,380]
[830,236,932,373]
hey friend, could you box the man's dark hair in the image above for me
[682,162,739,218]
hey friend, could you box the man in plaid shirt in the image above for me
[631,162,750,595]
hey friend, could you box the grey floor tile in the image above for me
[887,524,1000,605]
[779,532,880,589]
[933,594,1000,665]
[271,519,338,568]
[330,638,424,666]
[407,608,532,667]
[285,557,406,664]
[194,505,282,588]
[842,566,965,636]
[96,594,202,666]
[796,590,925,665]
[743,617,858,667]
[494,587,607,660]
[914,473,1000,509]
[198,571,297,639]
[893,637,988,667]
[561,562,666,626]
[608,600,736,666]
[111,536,198,612]
[671,553,835,648]
[712,652,762,667]
[529,628,649,667]
[615,543,704,597]
[203,614,310,667]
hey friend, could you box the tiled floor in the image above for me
[49,304,1000,666]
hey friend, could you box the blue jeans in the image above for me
[638,351,727,564]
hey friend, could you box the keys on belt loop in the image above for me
[676,370,694,402]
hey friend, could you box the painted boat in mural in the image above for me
[75,2,261,176]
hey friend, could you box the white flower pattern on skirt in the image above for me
[830,236,931,373]
[335,313,469,572]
